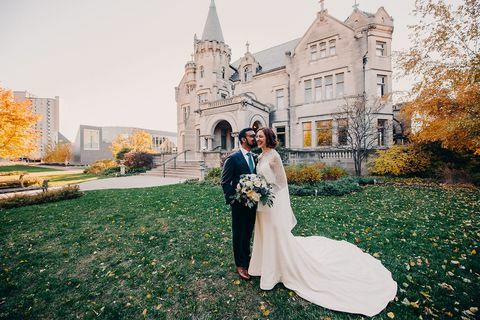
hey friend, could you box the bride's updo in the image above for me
[258,127,278,148]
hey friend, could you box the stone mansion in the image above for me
[176,0,394,166]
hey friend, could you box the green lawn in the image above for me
[0,165,61,173]
[0,184,478,319]
[43,173,100,187]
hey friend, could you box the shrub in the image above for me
[84,159,118,175]
[103,167,121,176]
[127,167,147,174]
[123,152,154,170]
[205,167,222,185]
[0,185,82,209]
[285,163,324,184]
[115,147,132,160]
[321,165,348,180]
[369,145,431,176]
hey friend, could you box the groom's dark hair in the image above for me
[239,127,254,143]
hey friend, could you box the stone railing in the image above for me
[200,94,270,112]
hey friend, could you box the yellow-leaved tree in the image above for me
[110,130,154,157]
[43,143,73,164]
[0,88,41,159]
[398,0,480,154]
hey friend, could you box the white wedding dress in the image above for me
[248,149,397,317]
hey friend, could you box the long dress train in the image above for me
[248,150,397,317]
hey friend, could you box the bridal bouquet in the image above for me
[233,174,275,208]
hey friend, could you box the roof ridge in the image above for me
[249,37,301,56]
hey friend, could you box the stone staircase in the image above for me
[142,160,204,180]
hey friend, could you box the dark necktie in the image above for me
[247,152,255,173]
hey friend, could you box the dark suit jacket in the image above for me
[221,150,257,205]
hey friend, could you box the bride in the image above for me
[248,127,397,317]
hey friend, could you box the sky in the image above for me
[0,0,430,141]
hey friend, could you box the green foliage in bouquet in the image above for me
[232,174,274,208]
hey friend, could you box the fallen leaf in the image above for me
[387,311,395,318]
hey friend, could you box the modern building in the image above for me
[176,1,394,168]
[72,125,177,165]
[13,91,60,160]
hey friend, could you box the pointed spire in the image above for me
[319,0,325,11]
[201,0,225,43]
[353,0,359,10]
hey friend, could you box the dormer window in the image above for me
[200,66,204,79]
[329,40,336,55]
[310,44,318,61]
[244,65,252,82]
[376,41,386,56]
[319,42,327,58]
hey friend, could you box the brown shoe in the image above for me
[236,267,251,280]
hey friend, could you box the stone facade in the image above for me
[176,1,394,168]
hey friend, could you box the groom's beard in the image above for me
[248,140,257,148]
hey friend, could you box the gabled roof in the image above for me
[201,0,224,43]
[230,38,300,81]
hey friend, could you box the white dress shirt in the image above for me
[240,147,255,170]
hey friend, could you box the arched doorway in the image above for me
[252,120,263,132]
[213,120,234,151]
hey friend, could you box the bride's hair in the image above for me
[258,127,278,148]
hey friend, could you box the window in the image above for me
[200,66,204,78]
[83,129,99,150]
[276,126,286,147]
[377,119,387,146]
[329,39,336,55]
[244,65,252,82]
[319,42,326,58]
[337,119,348,146]
[303,122,312,148]
[221,67,226,79]
[276,89,285,109]
[314,78,322,101]
[325,75,333,99]
[183,106,188,122]
[316,120,332,146]
[377,75,387,96]
[335,73,344,97]
[376,41,386,56]
[310,44,318,61]
[221,93,227,99]
[196,129,201,151]
[304,80,312,103]
[198,93,208,104]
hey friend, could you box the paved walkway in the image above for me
[79,175,184,191]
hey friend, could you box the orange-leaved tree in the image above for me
[43,143,73,164]
[0,88,41,159]
[398,0,480,154]
[110,130,154,157]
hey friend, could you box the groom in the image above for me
[221,127,257,280]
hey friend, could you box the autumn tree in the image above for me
[110,130,155,157]
[334,95,386,176]
[398,0,480,154]
[0,88,41,159]
[43,143,73,165]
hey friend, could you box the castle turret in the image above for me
[194,0,232,102]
